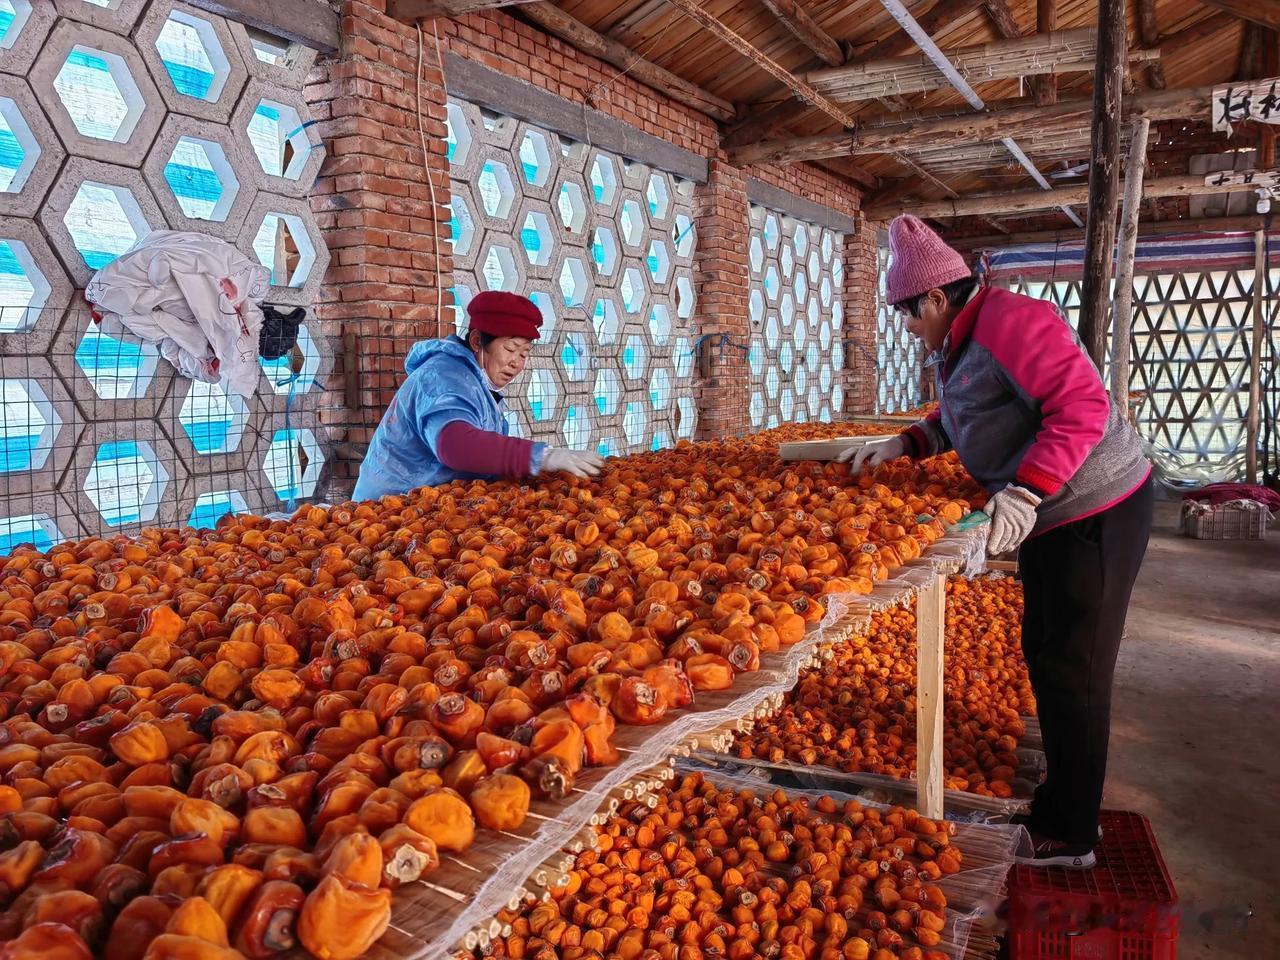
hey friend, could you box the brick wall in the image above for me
[307,2,873,476]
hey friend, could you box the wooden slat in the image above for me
[949,212,1276,247]
[184,0,339,52]
[518,3,736,121]
[665,0,858,127]
[778,435,891,461]
[760,0,844,66]
[915,571,946,820]
[388,0,538,19]
[1038,0,1058,103]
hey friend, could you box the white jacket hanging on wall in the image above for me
[84,231,271,397]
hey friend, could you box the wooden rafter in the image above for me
[1160,11,1238,58]
[865,170,1280,220]
[1197,0,1280,32]
[729,82,1232,165]
[980,0,1055,105]
[1038,0,1057,103]
[665,0,858,128]
[1135,0,1166,88]
[388,0,536,18]
[760,0,843,67]
[517,3,735,121]
[949,213,1277,248]
[185,0,338,51]
[801,29,1153,103]
[724,0,985,148]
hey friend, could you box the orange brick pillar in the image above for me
[307,0,453,492]
[691,157,752,441]
[842,222,880,416]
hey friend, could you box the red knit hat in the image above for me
[884,215,971,305]
[467,291,543,340]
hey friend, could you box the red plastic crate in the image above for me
[1008,810,1180,960]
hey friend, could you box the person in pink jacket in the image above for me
[845,216,1153,869]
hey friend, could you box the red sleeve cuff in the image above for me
[1015,463,1063,497]
[437,420,535,476]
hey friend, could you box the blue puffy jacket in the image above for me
[352,336,547,500]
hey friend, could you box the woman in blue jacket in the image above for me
[353,291,602,500]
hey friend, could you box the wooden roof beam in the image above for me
[1160,10,1238,57]
[865,170,1279,220]
[1135,0,1166,88]
[761,0,844,67]
[1196,0,1280,32]
[981,0,1055,106]
[949,212,1277,248]
[730,82,1237,165]
[516,3,735,121]
[186,0,338,52]
[665,0,858,128]
[1038,0,1058,103]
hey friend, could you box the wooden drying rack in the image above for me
[353,517,984,960]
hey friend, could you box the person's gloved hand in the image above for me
[540,447,604,479]
[836,435,906,472]
[983,485,1042,555]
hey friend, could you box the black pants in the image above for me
[1018,476,1153,846]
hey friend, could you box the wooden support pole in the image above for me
[982,0,1056,106]
[518,4,736,121]
[1038,0,1058,103]
[761,0,844,67]
[1247,229,1265,482]
[1110,118,1151,408]
[1197,0,1280,32]
[864,170,1272,220]
[915,572,946,820]
[665,0,858,127]
[1079,0,1128,372]
[1136,0,1166,88]
[729,82,1234,166]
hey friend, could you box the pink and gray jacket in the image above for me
[901,285,1151,537]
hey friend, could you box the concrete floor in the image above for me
[1105,500,1280,958]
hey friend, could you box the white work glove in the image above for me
[836,435,906,472]
[540,447,604,479]
[983,485,1042,555]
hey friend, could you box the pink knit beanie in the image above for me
[884,215,971,305]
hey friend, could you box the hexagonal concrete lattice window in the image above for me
[557,182,586,234]
[619,199,645,249]
[246,99,315,181]
[620,267,645,315]
[477,160,515,219]
[519,129,553,188]
[561,404,590,450]
[77,319,159,400]
[0,237,52,334]
[764,264,780,301]
[53,45,147,143]
[0,514,63,555]
[0,97,38,193]
[525,368,557,422]
[251,212,316,288]
[590,154,617,205]
[179,380,250,454]
[188,489,248,530]
[592,298,620,346]
[448,195,475,257]
[676,275,694,321]
[260,323,322,394]
[674,214,695,260]
[559,331,590,383]
[154,9,233,102]
[623,403,647,447]
[591,370,619,418]
[622,335,647,380]
[647,240,670,285]
[763,213,780,251]
[558,257,587,307]
[749,288,764,327]
[481,243,520,291]
[649,367,672,411]
[445,101,471,167]
[648,304,672,345]
[0,379,61,472]
[0,2,36,51]
[264,428,322,501]
[63,181,151,271]
[163,136,240,222]
[647,174,670,220]
[592,226,618,278]
[85,440,170,527]
[521,210,554,267]
[674,336,694,380]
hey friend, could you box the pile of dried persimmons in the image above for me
[482,772,959,960]
[0,425,983,959]
[736,576,1034,797]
